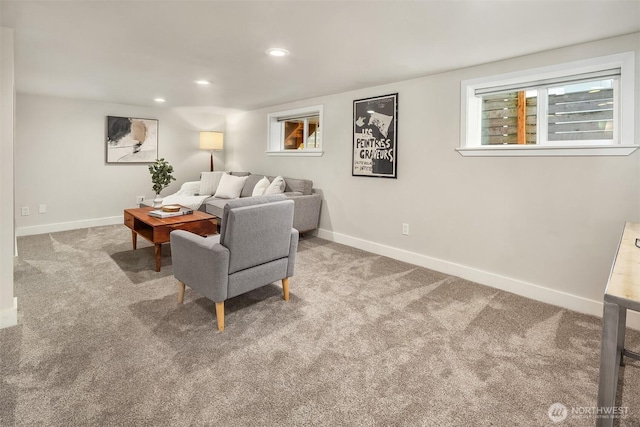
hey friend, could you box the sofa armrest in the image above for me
[286,193,322,233]
[170,230,230,302]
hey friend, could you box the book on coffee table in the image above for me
[148,207,194,218]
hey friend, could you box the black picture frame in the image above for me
[352,93,398,178]
[106,116,158,163]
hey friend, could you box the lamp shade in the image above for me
[199,131,224,150]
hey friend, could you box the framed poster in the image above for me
[106,116,158,163]
[352,93,397,178]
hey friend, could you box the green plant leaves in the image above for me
[148,158,176,195]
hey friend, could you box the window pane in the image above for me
[481,91,537,145]
[284,120,304,149]
[307,117,320,149]
[547,79,614,142]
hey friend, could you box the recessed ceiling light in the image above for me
[154,98,166,103]
[194,80,211,85]
[266,48,290,57]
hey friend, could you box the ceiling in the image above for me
[1,0,639,112]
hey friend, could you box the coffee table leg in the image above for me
[154,243,161,272]
[131,231,137,250]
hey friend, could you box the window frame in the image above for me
[267,105,324,157]
[458,52,636,157]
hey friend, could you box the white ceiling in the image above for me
[1,0,639,112]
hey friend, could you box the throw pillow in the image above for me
[214,174,249,199]
[199,171,227,196]
[265,175,286,195]
[181,181,201,196]
[251,176,270,197]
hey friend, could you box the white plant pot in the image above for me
[152,194,163,208]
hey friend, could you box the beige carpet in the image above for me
[1,224,639,426]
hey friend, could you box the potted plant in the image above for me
[148,158,176,208]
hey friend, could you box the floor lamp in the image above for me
[199,131,224,171]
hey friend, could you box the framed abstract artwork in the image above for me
[352,93,398,178]
[106,116,158,163]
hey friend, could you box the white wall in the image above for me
[226,33,640,325]
[0,27,17,328]
[14,94,225,235]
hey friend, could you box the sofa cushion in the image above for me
[240,174,264,198]
[265,176,285,195]
[242,174,313,196]
[199,171,227,195]
[252,176,270,197]
[204,197,229,218]
[282,177,313,195]
[214,174,248,199]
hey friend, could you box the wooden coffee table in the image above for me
[124,207,218,272]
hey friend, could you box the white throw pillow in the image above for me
[180,181,201,196]
[251,176,270,197]
[199,171,227,196]
[214,174,248,199]
[265,175,286,195]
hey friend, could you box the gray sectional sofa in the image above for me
[203,173,321,233]
[144,172,321,234]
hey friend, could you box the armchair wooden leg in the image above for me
[215,302,225,331]
[282,277,290,301]
[177,281,185,304]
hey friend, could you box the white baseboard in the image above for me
[316,228,640,331]
[0,297,17,329]
[16,215,123,237]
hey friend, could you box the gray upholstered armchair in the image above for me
[170,194,299,331]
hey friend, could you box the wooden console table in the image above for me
[124,207,218,272]
[597,221,640,427]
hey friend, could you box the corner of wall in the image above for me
[0,297,17,329]
[0,27,16,316]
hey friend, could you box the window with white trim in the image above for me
[267,105,323,157]
[459,52,636,156]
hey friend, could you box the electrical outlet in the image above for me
[21,206,29,216]
[402,223,409,236]
[39,204,46,214]
[135,196,145,204]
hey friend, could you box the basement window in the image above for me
[267,105,323,157]
[458,52,636,157]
